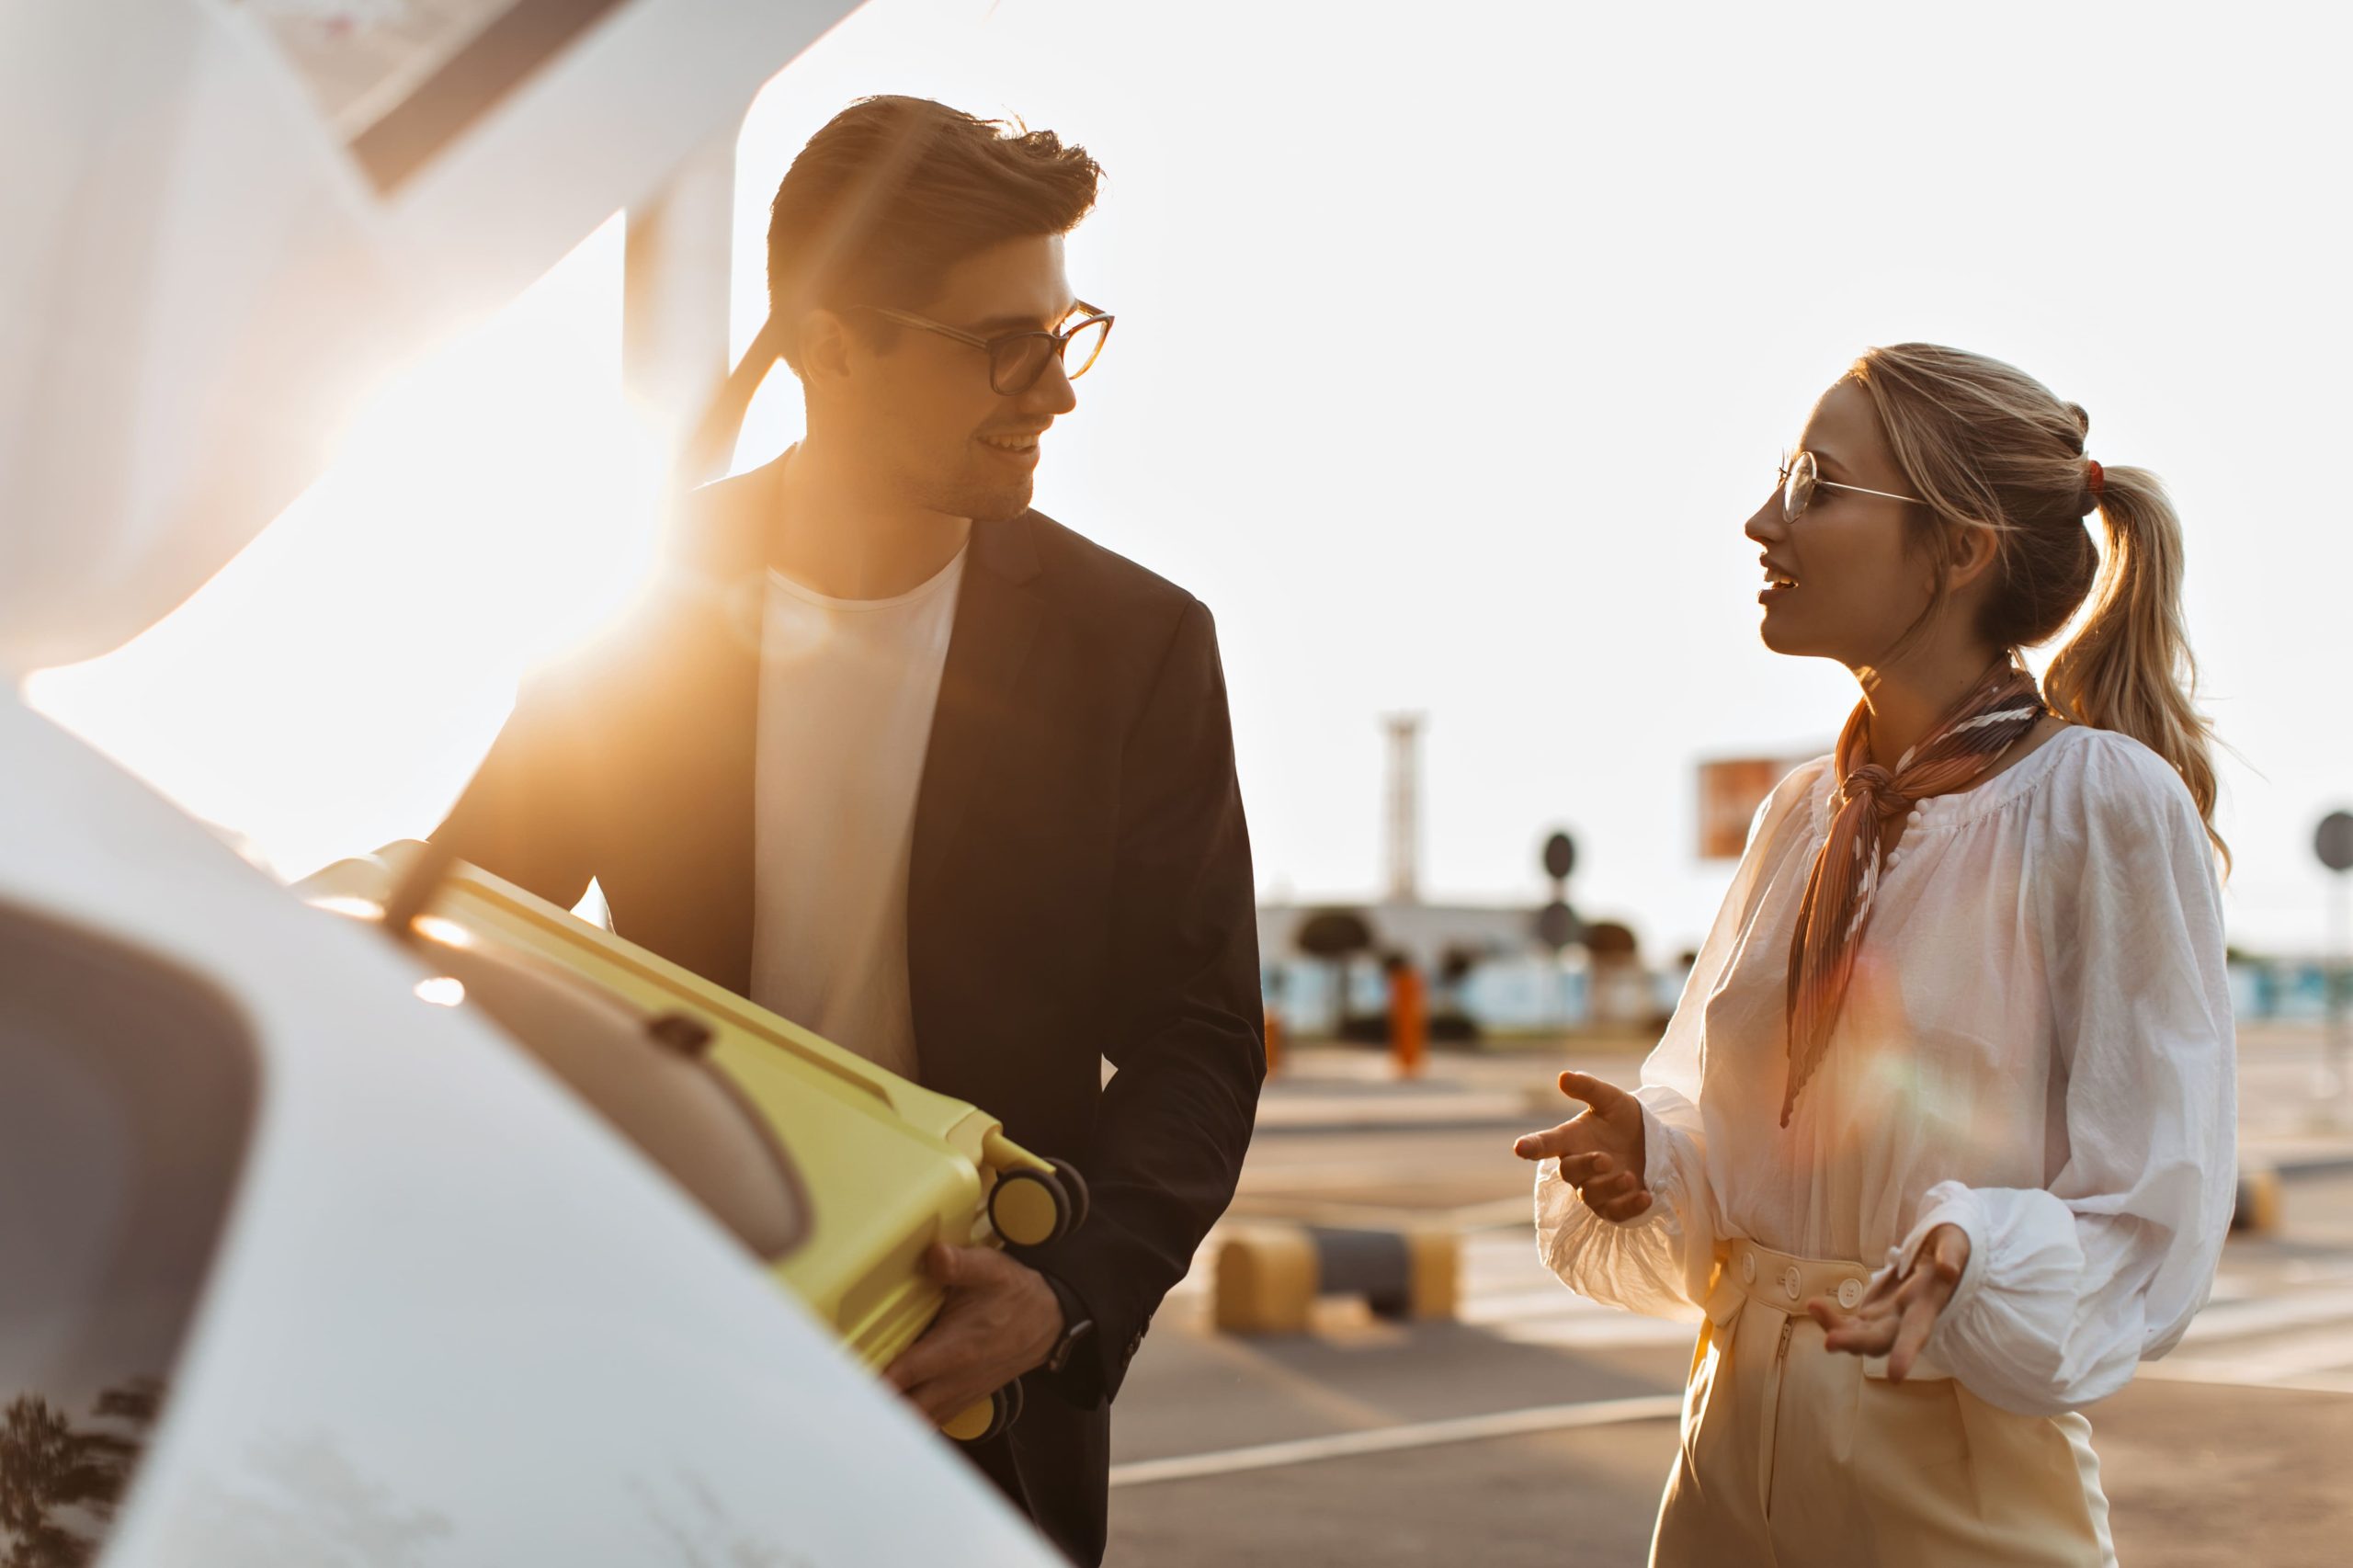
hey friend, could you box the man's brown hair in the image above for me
[766,95,1102,373]
[684,97,1100,481]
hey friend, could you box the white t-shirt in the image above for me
[1535,725,2236,1416]
[749,546,968,1081]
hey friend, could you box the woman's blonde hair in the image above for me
[1847,343,2224,861]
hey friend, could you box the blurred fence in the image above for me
[1263,952,2341,1040]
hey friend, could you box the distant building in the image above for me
[1256,719,1693,1037]
[1256,898,1684,1037]
[1258,898,1538,976]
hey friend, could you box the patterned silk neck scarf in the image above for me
[1781,660,2045,1127]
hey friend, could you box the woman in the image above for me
[1515,344,2235,1565]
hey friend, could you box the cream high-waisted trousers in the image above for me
[1650,1240,2118,1568]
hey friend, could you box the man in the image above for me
[432,97,1263,1565]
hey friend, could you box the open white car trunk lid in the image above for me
[2,0,835,675]
[0,6,1061,1564]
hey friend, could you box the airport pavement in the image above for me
[1101,1030,2353,1566]
[1252,1028,2353,1172]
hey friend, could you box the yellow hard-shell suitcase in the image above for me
[300,839,1085,1440]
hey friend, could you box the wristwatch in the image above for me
[1039,1272,1097,1378]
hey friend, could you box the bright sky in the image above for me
[28,0,2353,960]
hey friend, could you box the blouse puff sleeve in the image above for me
[1893,733,2238,1417]
[1534,759,1831,1321]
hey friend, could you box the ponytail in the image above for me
[2040,465,2228,866]
[1851,344,2227,869]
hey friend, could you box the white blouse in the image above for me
[1536,724,2237,1416]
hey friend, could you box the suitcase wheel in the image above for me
[1046,1156,1091,1233]
[942,1380,1024,1444]
[987,1166,1072,1248]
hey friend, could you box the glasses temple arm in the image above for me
[1818,479,1928,506]
[863,305,992,349]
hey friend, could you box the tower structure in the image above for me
[1383,713,1425,905]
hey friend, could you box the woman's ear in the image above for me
[1945,521,2002,594]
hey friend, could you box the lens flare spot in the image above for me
[412,915,476,949]
[414,975,466,1007]
[310,896,384,920]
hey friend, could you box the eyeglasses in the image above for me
[854,303,1114,395]
[1778,449,1925,522]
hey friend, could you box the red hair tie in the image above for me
[2086,460,2105,496]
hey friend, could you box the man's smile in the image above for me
[976,429,1043,464]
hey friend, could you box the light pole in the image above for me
[1534,831,1581,1030]
[2315,812,2353,1114]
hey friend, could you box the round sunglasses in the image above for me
[854,304,1114,395]
[1778,449,1925,522]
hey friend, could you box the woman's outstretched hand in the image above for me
[1808,1223,1971,1381]
[1512,1070,1652,1221]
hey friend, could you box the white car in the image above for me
[2,6,1060,1564]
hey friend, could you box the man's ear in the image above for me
[796,310,853,386]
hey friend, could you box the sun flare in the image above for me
[26,215,665,883]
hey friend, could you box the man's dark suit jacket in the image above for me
[431,455,1264,1565]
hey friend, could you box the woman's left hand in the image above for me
[1806,1223,1970,1381]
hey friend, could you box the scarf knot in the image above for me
[1780,664,2046,1128]
[1838,763,1906,821]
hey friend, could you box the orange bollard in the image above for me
[1263,1003,1284,1078]
[1387,958,1427,1079]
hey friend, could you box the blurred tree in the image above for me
[1431,944,1483,1043]
[1582,922,1638,960]
[1294,908,1375,1040]
[0,1380,157,1568]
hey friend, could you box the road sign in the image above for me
[2319,812,2353,874]
[1534,900,1581,951]
[1541,832,1577,882]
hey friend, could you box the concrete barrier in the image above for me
[2234,1164,2283,1234]
[1213,1221,1460,1335]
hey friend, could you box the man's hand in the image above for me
[1511,1071,1652,1221]
[884,1243,1065,1426]
[1807,1223,1971,1381]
